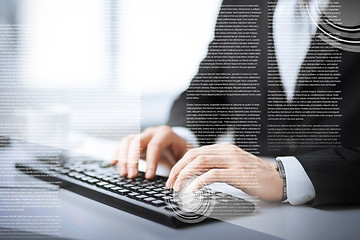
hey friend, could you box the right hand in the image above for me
[112,125,192,179]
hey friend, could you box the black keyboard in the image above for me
[16,157,255,228]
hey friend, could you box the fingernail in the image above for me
[120,166,126,176]
[166,178,173,188]
[111,160,118,165]
[173,181,179,191]
[145,169,152,179]
[128,168,136,177]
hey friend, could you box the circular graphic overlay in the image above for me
[165,174,215,224]
[301,0,360,52]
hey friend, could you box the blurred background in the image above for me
[0,0,221,154]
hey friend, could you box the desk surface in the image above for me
[2,176,359,240]
[1,136,359,240]
[0,175,280,240]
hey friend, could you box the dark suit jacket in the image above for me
[168,0,360,206]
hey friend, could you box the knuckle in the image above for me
[127,160,138,167]
[220,142,232,146]
[196,155,207,164]
[177,171,185,181]
[208,169,220,178]
[144,126,155,132]
[186,148,196,157]
[158,125,171,133]
[148,139,162,150]
[177,171,190,184]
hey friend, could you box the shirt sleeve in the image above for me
[172,126,199,148]
[276,156,316,205]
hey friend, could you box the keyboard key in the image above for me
[71,167,85,172]
[103,184,116,189]
[161,190,172,195]
[81,176,92,181]
[117,189,130,195]
[87,178,99,184]
[127,192,139,198]
[146,191,157,196]
[154,193,165,199]
[115,182,126,186]
[137,188,149,193]
[143,197,156,203]
[110,187,122,191]
[96,181,108,187]
[83,171,97,177]
[135,195,148,201]
[94,174,107,180]
[162,196,172,201]
[102,177,114,181]
[131,186,141,191]
[151,200,165,207]
[59,169,70,174]
[109,179,121,184]
[68,172,77,177]
[74,174,85,179]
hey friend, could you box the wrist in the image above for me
[258,162,283,201]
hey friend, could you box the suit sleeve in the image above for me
[296,147,360,206]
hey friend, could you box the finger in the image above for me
[110,159,118,165]
[166,148,200,187]
[156,147,178,170]
[161,147,177,166]
[116,135,134,176]
[127,130,154,178]
[145,127,174,179]
[185,169,229,193]
[127,135,142,178]
[167,145,219,188]
[172,155,227,191]
[111,145,120,164]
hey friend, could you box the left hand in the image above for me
[166,142,283,201]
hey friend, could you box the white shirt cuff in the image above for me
[276,156,315,205]
[171,127,199,148]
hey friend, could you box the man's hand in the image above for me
[166,142,283,201]
[113,125,192,179]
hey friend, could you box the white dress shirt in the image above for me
[173,0,330,205]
